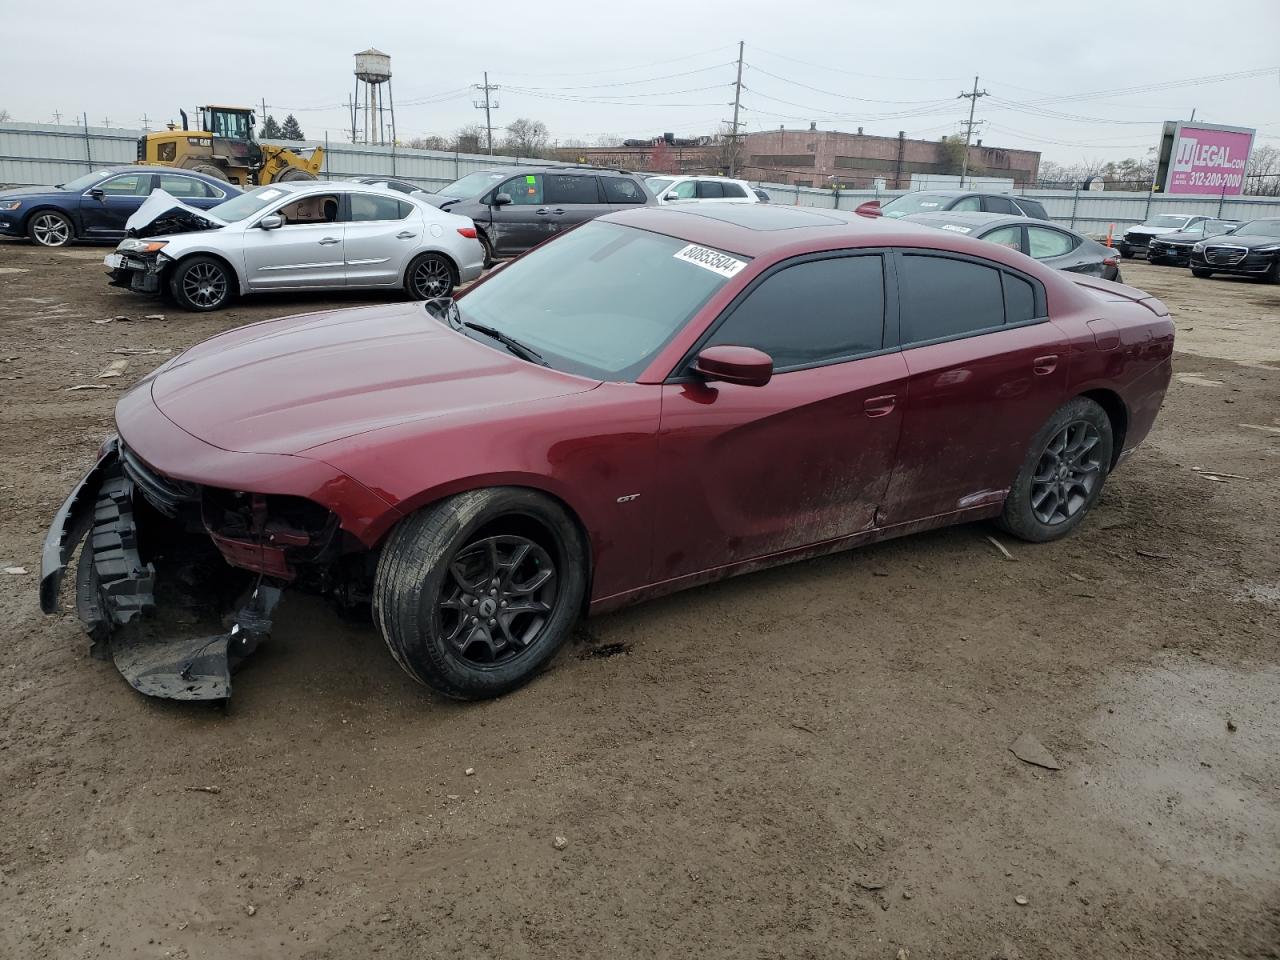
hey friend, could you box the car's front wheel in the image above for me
[374,488,587,700]
[1192,267,1213,279]
[1118,245,1133,259]
[999,397,1114,543]
[28,210,74,247]
[169,255,232,311]
[405,252,456,300]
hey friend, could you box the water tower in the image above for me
[352,48,396,145]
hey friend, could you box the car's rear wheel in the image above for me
[374,488,587,700]
[999,397,1113,543]
[405,252,456,300]
[478,231,495,268]
[28,210,74,247]
[169,255,232,311]
[1192,267,1213,278]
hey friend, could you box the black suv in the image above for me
[872,190,1050,220]
[423,167,654,262]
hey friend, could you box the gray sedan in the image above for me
[903,211,1122,282]
[105,182,485,311]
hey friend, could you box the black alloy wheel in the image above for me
[1029,421,1104,526]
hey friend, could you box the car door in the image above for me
[79,172,154,239]
[542,173,610,233]
[239,190,345,289]
[343,192,419,287]
[601,175,650,211]
[1026,224,1099,275]
[879,251,1068,525]
[653,253,908,581]
[155,172,228,212]
[483,173,550,255]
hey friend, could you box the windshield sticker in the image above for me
[919,201,941,208]
[257,188,283,201]
[941,224,973,234]
[673,243,747,278]
[525,175,537,184]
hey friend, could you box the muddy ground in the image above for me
[0,241,1277,960]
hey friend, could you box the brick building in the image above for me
[564,127,1040,189]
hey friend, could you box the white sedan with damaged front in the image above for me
[105,181,485,311]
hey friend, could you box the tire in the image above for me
[1191,267,1212,279]
[998,397,1114,544]
[190,163,230,183]
[273,167,316,183]
[374,488,587,700]
[404,252,456,300]
[478,231,495,268]
[168,255,233,312]
[1118,245,1134,259]
[27,209,74,247]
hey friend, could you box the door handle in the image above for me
[1033,355,1059,376]
[396,231,417,239]
[535,207,566,216]
[318,237,340,245]
[863,394,896,418]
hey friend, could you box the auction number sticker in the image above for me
[672,243,747,278]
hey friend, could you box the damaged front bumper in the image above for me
[41,438,284,701]
[105,251,165,295]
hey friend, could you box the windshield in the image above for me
[1144,215,1191,228]
[436,171,506,199]
[454,221,739,380]
[879,193,949,219]
[59,170,115,191]
[208,186,291,222]
[646,177,674,194]
[1202,220,1235,235]
[1232,219,1280,238]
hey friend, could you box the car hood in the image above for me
[0,185,65,200]
[1200,233,1280,250]
[145,301,599,456]
[125,189,227,238]
[421,194,468,211]
[1152,229,1209,244]
[1125,225,1182,238]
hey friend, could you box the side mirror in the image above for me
[89,188,105,201]
[492,192,512,207]
[692,345,773,388]
[665,192,685,202]
[259,214,284,230]
[855,199,881,217]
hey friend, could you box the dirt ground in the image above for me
[0,241,1277,960]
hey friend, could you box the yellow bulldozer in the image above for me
[137,105,324,187]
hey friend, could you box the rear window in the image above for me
[603,177,646,204]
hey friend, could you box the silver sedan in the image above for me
[105,181,485,311]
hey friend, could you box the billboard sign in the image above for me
[1157,121,1254,195]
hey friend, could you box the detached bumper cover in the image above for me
[41,441,284,701]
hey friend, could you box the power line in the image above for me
[744,63,952,105]
[499,44,738,78]
[506,64,733,92]
[747,43,963,83]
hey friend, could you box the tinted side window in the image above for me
[545,174,600,204]
[898,255,1005,344]
[698,182,725,199]
[1027,226,1078,259]
[158,174,215,198]
[1016,199,1048,219]
[1003,273,1036,324]
[720,182,748,199]
[603,177,645,203]
[983,196,1019,215]
[706,256,885,369]
[349,193,409,221]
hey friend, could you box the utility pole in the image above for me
[140,113,150,130]
[729,40,744,177]
[473,72,499,155]
[52,110,62,124]
[348,94,356,144]
[957,75,989,188]
[260,97,268,135]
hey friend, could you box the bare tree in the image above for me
[0,108,11,123]
[407,135,450,151]
[712,122,743,177]
[1245,144,1280,196]
[502,118,550,158]
[452,124,487,154]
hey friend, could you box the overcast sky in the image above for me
[6,1,1279,163]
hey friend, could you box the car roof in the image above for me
[601,203,1020,259]
[904,211,1020,229]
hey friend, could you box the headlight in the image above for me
[117,238,168,255]
[0,199,21,211]
[1253,244,1280,254]
[1192,242,1206,253]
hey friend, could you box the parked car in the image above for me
[1117,214,1211,259]
[1189,218,1280,282]
[645,175,758,205]
[0,165,239,248]
[105,181,484,311]
[904,211,1122,281]
[424,166,654,262]
[863,191,1050,221]
[1146,219,1239,266]
[349,176,427,195]
[42,204,1173,704]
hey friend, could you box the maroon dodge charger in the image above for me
[41,204,1174,703]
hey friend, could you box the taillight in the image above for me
[457,226,477,239]
[1103,256,1117,266]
